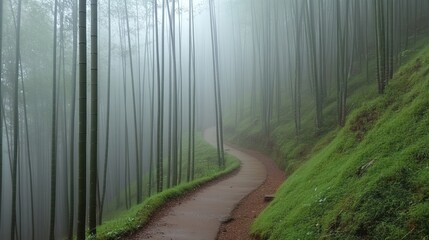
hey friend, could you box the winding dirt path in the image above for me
[128,128,275,240]
[217,149,286,239]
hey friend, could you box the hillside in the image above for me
[242,45,429,239]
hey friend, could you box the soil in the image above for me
[126,128,285,240]
[217,148,286,240]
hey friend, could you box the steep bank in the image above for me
[250,45,429,239]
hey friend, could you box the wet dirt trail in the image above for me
[128,128,267,240]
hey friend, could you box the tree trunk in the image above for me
[124,0,142,204]
[19,55,35,240]
[11,0,22,238]
[0,0,3,223]
[89,0,98,235]
[99,0,111,224]
[49,0,59,238]
[76,0,88,236]
[68,0,78,237]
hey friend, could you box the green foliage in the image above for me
[95,140,240,240]
[250,44,429,239]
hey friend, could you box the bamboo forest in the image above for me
[0,0,429,239]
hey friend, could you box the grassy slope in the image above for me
[226,57,381,173]
[94,135,240,240]
[251,46,429,239]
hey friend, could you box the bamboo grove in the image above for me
[0,0,226,239]
[223,0,429,137]
[0,0,428,239]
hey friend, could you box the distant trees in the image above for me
[123,0,141,204]
[237,0,429,134]
[304,0,323,130]
[293,0,303,135]
[375,0,387,94]
[209,0,225,168]
[375,0,402,94]
[336,0,355,127]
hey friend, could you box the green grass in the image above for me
[94,136,240,240]
[250,45,429,239]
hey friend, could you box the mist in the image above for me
[0,0,428,239]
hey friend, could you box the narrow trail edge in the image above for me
[128,127,266,240]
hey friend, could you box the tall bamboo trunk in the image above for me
[88,0,98,234]
[0,0,4,224]
[76,0,88,236]
[49,0,59,238]
[99,0,111,224]
[11,0,22,238]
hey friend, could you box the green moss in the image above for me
[250,43,429,239]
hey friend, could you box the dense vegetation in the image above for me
[248,42,429,240]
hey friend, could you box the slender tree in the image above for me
[68,0,78,237]
[0,0,3,224]
[209,0,225,168]
[19,56,35,240]
[187,0,194,182]
[124,0,142,202]
[294,0,303,135]
[11,0,22,238]
[376,0,387,94]
[77,0,88,236]
[177,0,184,185]
[190,4,197,179]
[99,0,111,224]
[304,0,323,130]
[49,0,59,238]
[58,2,70,236]
[149,2,156,196]
[135,2,144,198]
[89,0,98,235]
[118,13,132,208]
[155,0,165,193]
[166,0,178,186]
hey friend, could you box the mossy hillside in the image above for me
[251,45,429,239]
[225,37,429,174]
[225,57,382,172]
[94,135,240,240]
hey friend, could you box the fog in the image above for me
[0,0,428,239]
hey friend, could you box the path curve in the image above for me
[130,128,266,240]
